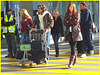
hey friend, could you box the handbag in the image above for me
[73,25,80,33]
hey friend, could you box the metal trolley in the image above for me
[19,29,47,68]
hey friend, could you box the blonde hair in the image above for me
[53,10,59,16]
[20,9,32,21]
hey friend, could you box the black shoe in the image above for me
[5,54,13,58]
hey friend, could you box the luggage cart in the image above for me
[19,29,47,67]
[29,29,47,64]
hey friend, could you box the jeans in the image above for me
[81,29,94,54]
[46,31,51,60]
[52,33,61,55]
[21,33,29,44]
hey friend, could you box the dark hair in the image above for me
[80,2,87,7]
[6,8,12,12]
[38,4,47,11]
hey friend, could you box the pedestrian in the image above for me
[51,10,64,57]
[80,2,94,58]
[2,8,17,58]
[32,4,54,64]
[64,2,83,68]
[20,9,33,44]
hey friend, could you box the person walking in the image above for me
[80,2,94,58]
[20,9,33,44]
[64,2,83,68]
[32,5,54,64]
[51,10,64,57]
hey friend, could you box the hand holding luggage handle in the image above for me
[29,29,47,42]
[29,29,47,52]
[29,29,47,60]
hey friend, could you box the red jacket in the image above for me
[21,17,33,34]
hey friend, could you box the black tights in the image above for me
[69,41,77,55]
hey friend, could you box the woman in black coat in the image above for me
[51,10,64,57]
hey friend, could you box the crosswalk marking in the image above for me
[1,49,99,74]
[1,62,99,69]
[1,67,99,74]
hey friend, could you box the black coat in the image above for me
[51,16,64,36]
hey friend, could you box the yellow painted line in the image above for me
[49,56,99,59]
[1,62,19,65]
[1,67,22,71]
[50,53,71,55]
[50,50,70,52]
[1,58,18,60]
[94,51,99,52]
[1,67,99,74]
[89,54,99,56]
[48,60,99,64]
[1,59,99,64]
[0,73,81,75]
[37,64,99,69]
[72,65,99,69]
[50,50,99,53]
[1,62,99,69]
[50,52,99,56]
[0,73,85,75]
[1,62,37,66]
[77,57,99,59]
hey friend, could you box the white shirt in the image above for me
[38,14,44,29]
[37,11,49,30]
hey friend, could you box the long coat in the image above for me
[51,16,64,35]
[64,12,83,41]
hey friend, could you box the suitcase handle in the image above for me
[29,29,47,41]
[29,29,45,32]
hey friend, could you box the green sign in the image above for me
[20,44,31,51]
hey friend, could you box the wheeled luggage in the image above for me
[16,29,47,67]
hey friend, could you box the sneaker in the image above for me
[44,58,48,64]
[90,50,94,55]
[80,54,86,58]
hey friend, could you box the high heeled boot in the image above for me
[68,55,75,68]
[73,53,77,65]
